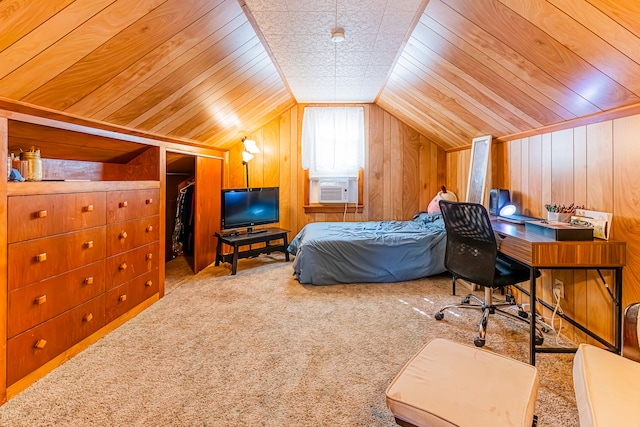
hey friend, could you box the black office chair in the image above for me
[434,200,544,347]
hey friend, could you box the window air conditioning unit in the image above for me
[318,180,349,203]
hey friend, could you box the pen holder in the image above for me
[547,212,571,222]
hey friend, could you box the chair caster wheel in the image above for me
[542,327,551,333]
[461,297,470,304]
[535,335,544,346]
[518,310,529,319]
[474,337,485,347]
[435,312,444,320]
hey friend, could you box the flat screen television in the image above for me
[221,187,279,233]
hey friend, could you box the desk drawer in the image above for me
[106,216,159,257]
[8,261,106,338]
[8,227,107,288]
[8,192,106,243]
[107,189,159,223]
[7,296,105,386]
[105,242,159,290]
[106,269,159,323]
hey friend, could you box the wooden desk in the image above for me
[214,227,290,275]
[491,219,626,365]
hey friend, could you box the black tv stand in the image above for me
[214,227,290,275]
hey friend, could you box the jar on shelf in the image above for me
[20,147,43,181]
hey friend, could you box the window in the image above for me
[302,107,365,205]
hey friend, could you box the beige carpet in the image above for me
[0,254,579,426]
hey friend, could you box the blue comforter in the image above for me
[287,213,447,285]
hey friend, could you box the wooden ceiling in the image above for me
[1,0,639,151]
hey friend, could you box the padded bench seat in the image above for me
[386,338,538,427]
[573,344,640,426]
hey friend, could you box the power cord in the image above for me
[343,202,348,221]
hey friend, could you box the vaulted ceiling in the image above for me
[1,0,639,152]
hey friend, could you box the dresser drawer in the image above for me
[106,215,159,257]
[105,242,159,290]
[107,189,159,223]
[7,296,105,386]
[8,227,106,288]
[8,261,106,338]
[8,192,106,243]
[106,269,159,323]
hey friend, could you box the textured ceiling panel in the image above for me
[245,0,427,102]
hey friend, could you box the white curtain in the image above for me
[301,107,365,178]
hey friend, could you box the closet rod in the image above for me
[166,172,191,176]
[166,148,224,160]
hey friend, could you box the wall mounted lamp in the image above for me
[241,137,260,187]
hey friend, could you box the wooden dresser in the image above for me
[5,183,161,390]
[0,108,165,402]
[0,101,224,405]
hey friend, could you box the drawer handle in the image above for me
[119,201,128,208]
[146,225,153,232]
[35,295,47,305]
[84,204,94,212]
[146,252,153,261]
[37,209,48,218]
[119,231,127,240]
[84,276,94,285]
[84,313,93,323]
[36,253,47,263]
[119,262,127,271]
[146,198,153,204]
[34,339,47,349]
[145,280,153,287]
[85,240,94,249]
[119,294,127,302]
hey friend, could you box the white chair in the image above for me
[572,302,640,427]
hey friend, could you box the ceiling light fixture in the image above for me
[331,29,345,43]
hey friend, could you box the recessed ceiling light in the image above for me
[331,30,345,43]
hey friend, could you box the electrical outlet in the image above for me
[553,279,565,299]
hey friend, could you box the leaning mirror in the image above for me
[466,135,492,205]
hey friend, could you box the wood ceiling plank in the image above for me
[378,83,470,148]
[104,20,257,126]
[92,13,248,122]
[180,68,284,140]
[196,79,292,143]
[394,57,510,136]
[442,0,640,110]
[66,0,244,118]
[377,94,467,150]
[550,0,640,72]
[500,0,640,96]
[420,0,586,120]
[23,0,224,111]
[0,0,76,51]
[400,43,533,133]
[0,0,167,98]
[202,91,295,148]
[402,40,543,131]
[145,41,268,133]
[412,21,572,126]
[586,0,640,39]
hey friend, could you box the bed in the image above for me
[287,212,447,285]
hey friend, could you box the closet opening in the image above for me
[166,152,196,279]
[165,149,223,291]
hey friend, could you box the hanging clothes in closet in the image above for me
[171,178,195,258]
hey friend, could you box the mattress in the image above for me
[287,213,447,285]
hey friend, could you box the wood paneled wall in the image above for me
[447,114,640,344]
[225,104,447,236]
